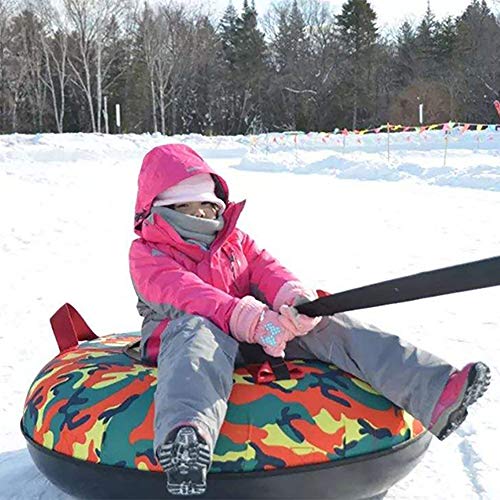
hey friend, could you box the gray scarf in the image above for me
[151,206,225,248]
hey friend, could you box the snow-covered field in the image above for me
[0,129,499,499]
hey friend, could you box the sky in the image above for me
[1,128,499,499]
[200,0,498,31]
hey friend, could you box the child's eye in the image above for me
[175,203,189,209]
[201,202,217,210]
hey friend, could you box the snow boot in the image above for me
[429,362,491,440]
[157,426,211,496]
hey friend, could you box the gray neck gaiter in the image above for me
[151,206,225,248]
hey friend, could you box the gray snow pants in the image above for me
[152,313,454,453]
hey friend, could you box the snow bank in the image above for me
[1,128,499,191]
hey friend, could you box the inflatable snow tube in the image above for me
[21,332,431,499]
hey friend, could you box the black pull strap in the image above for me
[238,343,298,383]
[267,357,291,380]
[296,256,500,317]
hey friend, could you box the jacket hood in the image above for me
[134,144,229,232]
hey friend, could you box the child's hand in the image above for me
[278,305,321,336]
[253,309,298,357]
[273,280,318,310]
[230,296,299,357]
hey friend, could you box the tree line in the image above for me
[0,0,499,135]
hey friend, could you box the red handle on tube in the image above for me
[50,303,98,352]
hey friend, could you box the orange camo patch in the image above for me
[218,421,250,445]
[130,401,156,444]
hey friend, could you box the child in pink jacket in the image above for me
[130,143,490,497]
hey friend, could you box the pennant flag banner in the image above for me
[244,121,500,148]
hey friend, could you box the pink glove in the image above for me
[230,296,299,357]
[278,304,321,336]
[273,281,321,336]
[273,280,318,310]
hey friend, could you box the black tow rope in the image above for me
[296,255,500,317]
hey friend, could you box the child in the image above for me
[130,143,491,497]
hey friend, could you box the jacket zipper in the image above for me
[222,248,238,280]
[229,252,237,279]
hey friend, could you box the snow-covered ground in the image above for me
[0,129,499,499]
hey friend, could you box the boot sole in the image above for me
[157,427,211,496]
[433,362,491,441]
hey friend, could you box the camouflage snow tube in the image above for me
[21,333,431,499]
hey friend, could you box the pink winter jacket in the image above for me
[130,144,298,364]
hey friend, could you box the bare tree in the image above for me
[0,0,17,131]
[13,6,47,130]
[4,2,40,132]
[136,3,160,133]
[6,43,29,131]
[64,0,129,132]
[30,1,69,133]
[154,4,194,134]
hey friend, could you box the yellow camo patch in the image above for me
[402,412,417,437]
[313,408,344,434]
[136,461,151,471]
[351,378,381,395]
[42,430,54,448]
[92,365,156,390]
[73,419,108,461]
[342,413,364,442]
[35,390,58,433]
[274,379,299,390]
[232,372,253,385]
[262,424,325,456]
[213,445,256,463]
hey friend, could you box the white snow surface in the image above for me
[0,129,499,499]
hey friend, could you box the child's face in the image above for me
[171,201,219,220]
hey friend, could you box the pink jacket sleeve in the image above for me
[240,232,299,309]
[130,240,239,334]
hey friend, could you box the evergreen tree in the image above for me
[270,0,313,130]
[184,15,227,135]
[336,0,378,129]
[389,2,456,124]
[414,1,439,78]
[452,0,500,121]
[220,0,268,133]
[273,0,308,72]
[394,21,417,88]
[233,0,267,85]
[434,16,456,67]
[219,3,239,67]
[336,0,377,55]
